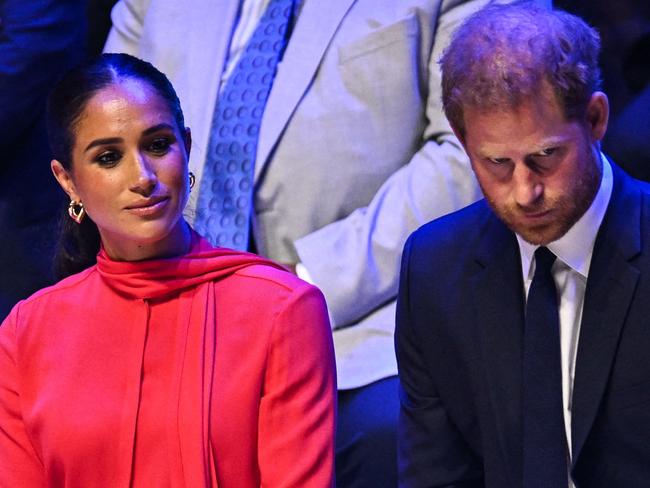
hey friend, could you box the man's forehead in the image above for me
[462,101,580,157]
[462,79,562,118]
[473,135,572,159]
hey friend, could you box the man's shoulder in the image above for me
[409,199,493,253]
[609,162,650,223]
[631,175,650,196]
[611,159,650,191]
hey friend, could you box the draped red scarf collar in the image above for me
[93,230,285,487]
[96,230,284,299]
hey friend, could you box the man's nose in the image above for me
[512,163,543,208]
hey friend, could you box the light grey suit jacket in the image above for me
[105,0,494,389]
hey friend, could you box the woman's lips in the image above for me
[125,196,170,216]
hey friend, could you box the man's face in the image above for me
[460,88,608,245]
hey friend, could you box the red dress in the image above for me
[0,232,336,487]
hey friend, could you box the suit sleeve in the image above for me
[258,283,337,487]
[293,0,488,328]
[103,0,153,55]
[294,0,551,329]
[0,0,85,153]
[0,307,46,485]
[395,235,483,487]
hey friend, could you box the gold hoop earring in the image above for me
[68,200,85,224]
[189,172,196,190]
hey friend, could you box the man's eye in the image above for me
[149,138,171,153]
[489,157,510,165]
[538,147,556,156]
[96,151,120,166]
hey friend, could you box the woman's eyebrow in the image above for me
[84,137,123,152]
[142,123,175,136]
[83,124,176,153]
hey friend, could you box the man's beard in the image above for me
[484,148,603,246]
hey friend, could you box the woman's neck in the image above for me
[100,219,192,262]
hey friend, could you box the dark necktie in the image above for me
[194,0,296,249]
[522,247,568,487]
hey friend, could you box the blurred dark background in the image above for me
[556,0,650,181]
[87,0,118,56]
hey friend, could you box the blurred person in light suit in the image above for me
[104,0,547,484]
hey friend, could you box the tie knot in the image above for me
[534,246,556,275]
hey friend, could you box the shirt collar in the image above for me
[517,153,613,279]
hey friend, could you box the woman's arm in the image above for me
[0,307,46,485]
[258,284,336,487]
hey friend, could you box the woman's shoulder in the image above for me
[230,263,317,295]
[218,263,327,317]
[7,266,99,320]
[218,263,331,342]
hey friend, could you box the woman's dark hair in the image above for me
[47,53,185,279]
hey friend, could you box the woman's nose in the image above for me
[129,153,157,195]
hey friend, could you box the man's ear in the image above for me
[51,160,79,201]
[585,91,609,143]
[451,123,467,150]
[183,127,192,158]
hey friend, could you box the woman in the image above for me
[0,53,336,487]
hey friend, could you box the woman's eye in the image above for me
[95,151,120,166]
[149,138,171,154]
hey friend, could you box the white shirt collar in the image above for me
[517,153,613,279]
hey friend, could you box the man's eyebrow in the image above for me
[531,136,570,151]
[476,136,571,158]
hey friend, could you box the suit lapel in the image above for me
[472,208,526,487]
[186,0,241,149]
[571,167,643,464]
[254,0,356,182]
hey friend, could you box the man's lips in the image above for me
[519,208,552,222]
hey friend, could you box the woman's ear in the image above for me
[51,160,79,201]
[183,127,192,158]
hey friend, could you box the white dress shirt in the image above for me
[221,0,270,83]
[516,153,613,487]
[221,0,303,85]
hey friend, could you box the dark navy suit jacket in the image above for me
[0,0,85,319]
[396,163,650,487]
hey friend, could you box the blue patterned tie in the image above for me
[522,247,568,487]
[194,0,296,249]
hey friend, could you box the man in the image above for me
[102,0,533,484]
[396,3,650,487]
[0,0,86,319]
